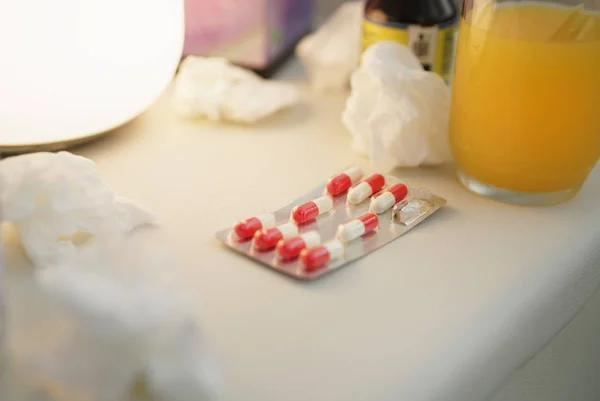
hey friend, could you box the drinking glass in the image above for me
[449,0,600,205]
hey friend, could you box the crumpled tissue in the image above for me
[7,238,220,401]
[172,56,300,123]
[342,41,453,171]
[296,1,363,92]
[0,151,154,267]
[0,152,220,401]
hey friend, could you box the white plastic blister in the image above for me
[216,166,446,280]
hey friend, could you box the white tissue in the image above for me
[342,41,453,171]
[296,1,363,92]
[172,56,300,123]
[9,238,220,401]
[0,151,155,267]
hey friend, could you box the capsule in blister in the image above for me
[233,213,276,240]
[370,183,409,214]
[254,222,299,251]
[291,196,333,224]
[326,165,363,196]
[301,240,345,272]
[277,231,321,261]
[347,173,386,205]
[337,212,379,243]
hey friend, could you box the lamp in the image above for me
[0,0,184,150]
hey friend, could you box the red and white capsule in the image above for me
[347,173,386,205]
[253,222,299,251]
[326,165,363,197]
[233,213,276,240]
[301,239,345,272]
[369,183,409,214]
[276,231,322,261]
[291,195,334,224]
[336,212,379,242]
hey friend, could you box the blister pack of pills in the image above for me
[215,166,447,280]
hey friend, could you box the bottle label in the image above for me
[362,18,457,82]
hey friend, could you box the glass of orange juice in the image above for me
[449,0,600,205]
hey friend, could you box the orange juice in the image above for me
[450,3,600,195]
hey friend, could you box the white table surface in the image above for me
[3,60,600,401]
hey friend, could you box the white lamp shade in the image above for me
[0,0,184,150]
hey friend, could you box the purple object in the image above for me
[184,0,313,76]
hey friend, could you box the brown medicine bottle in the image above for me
[362,0,458,81]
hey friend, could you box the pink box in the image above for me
[184,0,313,75]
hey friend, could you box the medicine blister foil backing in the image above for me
[215,174,446,280]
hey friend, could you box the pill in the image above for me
[326,165,363,196]
[291,195,334,224]
[337,212,379,242]
[233,213,276,240]
[369,183,409,214]
[347,173,386,205]
[254,222,299,251]
[301,240,345,272]
[276,231,322,261]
